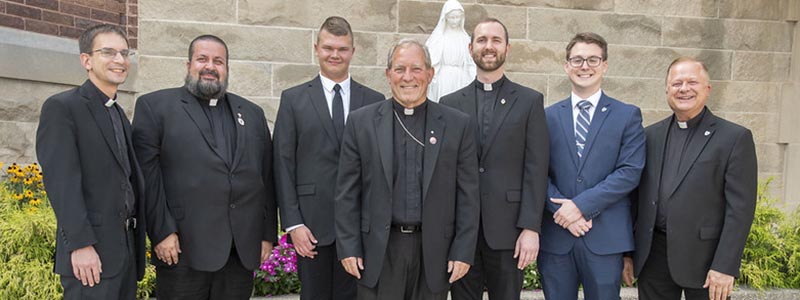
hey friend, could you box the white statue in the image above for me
[425,0,476,102]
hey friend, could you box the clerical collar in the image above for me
[474,75,507,92]
[393,99,428,116]
[196,94,227,107]
[674,107,705,130]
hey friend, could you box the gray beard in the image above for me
[184,74,227,100]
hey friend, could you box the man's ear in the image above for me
[80,53,92,71]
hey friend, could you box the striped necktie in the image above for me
[575,100,592,158]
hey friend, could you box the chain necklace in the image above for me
[393,110,425,147]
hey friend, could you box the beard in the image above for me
[472,49,506,72]
[185,69,228,100]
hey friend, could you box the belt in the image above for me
[391,224,421,234]
[124,217,137,231]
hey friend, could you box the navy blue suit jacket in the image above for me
[541,93,645,255]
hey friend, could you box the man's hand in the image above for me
[513,229,540,270]
[622,256,635,287]
[154,233,181,265]
[566,219,593,237]
[448,260,471,283]
[260,240,274,264]
[704,269,734,300]
[289,225,318,258]
[341,257,364,279]
[71,245,102,287]
[550,198,584,227]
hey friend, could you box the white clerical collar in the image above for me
[319,73,351,94]
[570,89,602,109]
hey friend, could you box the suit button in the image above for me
[385,225,390,230]
[652,201,656,205]
[230,204,236,209]
[479,167,485,173]
[577,177,583,183]
[118,212,125,218]
[649,228,653,232]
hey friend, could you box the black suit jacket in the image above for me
[632,108,757,288]
[335,100,480,292]
[132,87,277,271]
[273,76,384,246]
[36,80,147,279]
[441,79,549,250]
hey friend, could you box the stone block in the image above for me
[754,142,784,173]
[0,78,75,122]
[732,52,791,82]
[505,41,564,74]
[505,72,548,99]
[545,76,662,109]
[272,64,322,97]
[614,0,718,17]
[0,121,36,164]
[135,56,186,95]
[238,0,397,32]
[399,1,527,39]
[351,66,391,97]
[248,96,280,125]
[708,81,781,114]
[719,0,787,20]
[716,112,780,144]
[478,0,552,8]
[546,75,570,104]
[663,17,793,52]
[229,61,272,98]
[140,0,237,22]
[609,45,732,80]
[139,20,312,63]
[376,33,429,67]
[640,109,672,126]
[553,0,614,11]
[527,9,661,46]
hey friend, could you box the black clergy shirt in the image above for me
[474,76,506,149]
[391,100,428,226]
[196,93,237,166]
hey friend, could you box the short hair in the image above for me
[666,56,709,80]
[471,18,509,43]
[317,16,353,44]
[565,32,608,61]
[386,38,432,69]
[188,35,229,64]
[79,24,128,54]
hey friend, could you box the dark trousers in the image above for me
[297,243,356,300]
[357,230,447,300]
[155,248,253,300]
[61,227,137,300]
[538,237,623,300]
[638,231,709,300]
[451,230,523,300]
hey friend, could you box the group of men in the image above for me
[35,14,757,300]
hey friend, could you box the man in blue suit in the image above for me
[538,32,645,300]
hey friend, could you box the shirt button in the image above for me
[230,204,236,209]
[479,167,485,173]
[577,177,583,183]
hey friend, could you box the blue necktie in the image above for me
[575,100,592,159]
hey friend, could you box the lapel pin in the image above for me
[430,130,434,134]
[237,113,245,126]
[500,99,506,105]
[429,136,437,145]
[704,130,711,136]
[601,107,607,112]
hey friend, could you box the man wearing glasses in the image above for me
[538,32,645,300]
[36,24,147,300]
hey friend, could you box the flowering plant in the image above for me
[253,233,301,296]
[2,162,46,212]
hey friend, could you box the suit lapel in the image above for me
[481,84,517,158]
[577,94,611,173]
[229,96,246,171]
[649,117,669,201]
[557,99,579,169]
[668,109,717,198]
[308,76,341,145]
[180,89,228,165]
[81,83,126,171]
[422,102,445,203]
[349,81,365,113]
[374,101,394,193]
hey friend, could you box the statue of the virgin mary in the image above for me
[425,0,476,102]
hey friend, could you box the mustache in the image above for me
[200,69,219,79]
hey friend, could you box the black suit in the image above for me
[273,76,383,299]
[335,100,480,294]
[132,87,277,297]
[441,79,549,300]
[36,80,147,299]
[632,108,757,297]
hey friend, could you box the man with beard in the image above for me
[539,32,645,300]
[132,35,277,300]
[37,24,146,300]
[440,18,549,300]
[273,16,384,300]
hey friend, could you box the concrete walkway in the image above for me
[252,287,800,299]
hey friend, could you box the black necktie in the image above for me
[332,84,345,144]
[107,104,134,215]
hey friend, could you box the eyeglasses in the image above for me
[90,48,135,58]
[567,56,603,68]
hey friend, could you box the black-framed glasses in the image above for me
[91,48,135,58]
[567,56,603,68]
